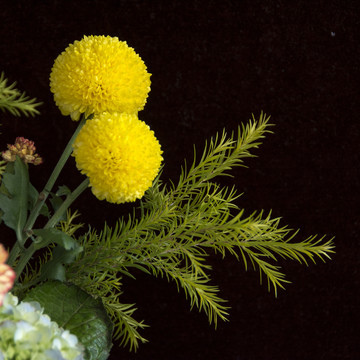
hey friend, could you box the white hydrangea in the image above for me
[0,293,85,360]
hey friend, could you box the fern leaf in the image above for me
[0,71,42,117]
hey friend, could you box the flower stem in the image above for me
[13,242,37,281]
[7,242,22,267]
[8,114,89,268]
[44,178,90,229]
[13,178,90,281]
[24,114,88,234]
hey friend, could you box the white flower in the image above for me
[14,320,41,343]
[44,349,67,360]
[0,293,85,359]
[61,330,80,348]
[15,301,42,323]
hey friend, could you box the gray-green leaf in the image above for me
[32,227,79,250]
[31,228,83,281]
[0,157,29,244]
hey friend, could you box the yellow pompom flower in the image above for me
[50,35,151,121]
[72,112,163,204]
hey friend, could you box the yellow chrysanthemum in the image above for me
[50,35,151,121]
[72,112,163,204]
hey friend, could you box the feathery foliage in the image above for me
[65,113,334,350]
[69,254,148,351]
[0,160,6,182]
[0,72,42,117]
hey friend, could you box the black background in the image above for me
[0,1,358,359]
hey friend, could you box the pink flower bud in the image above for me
[0,244,16,306]
[1,137,43,165]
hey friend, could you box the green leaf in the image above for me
[0,157,29,244]
[28,182,49,218]
[49,192,67,221]
[24,280,113,360]
[31,228,83,281]
[32,227,79,250]
[56,184,72,197]
[40,244,83,281]
[0,71,42,117]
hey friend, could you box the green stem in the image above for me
[6,158,29,266]
[7,242,22,266]
[44,178,90,229]
[23,114,88,234]
[13,242,36,282]
[13,178,90,281]
[8,113,90,270]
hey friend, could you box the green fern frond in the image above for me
[104,300,148,350]
[69,268,148,351]
[58,209,84,236]
[226,211,335,295]
[170,111,272,202]
[156,265,229,327]
[239,246,290,296]
[67,114,275,328]
[0,160,6,182]
[66,113,334,349]
[0,71,42,117]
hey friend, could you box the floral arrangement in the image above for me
[0,35,334,359]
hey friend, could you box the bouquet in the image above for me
[0,35,334,359]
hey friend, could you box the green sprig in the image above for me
[0,72,42,117]
[65,113,334,349]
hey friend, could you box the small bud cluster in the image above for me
[2,137,43,165]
